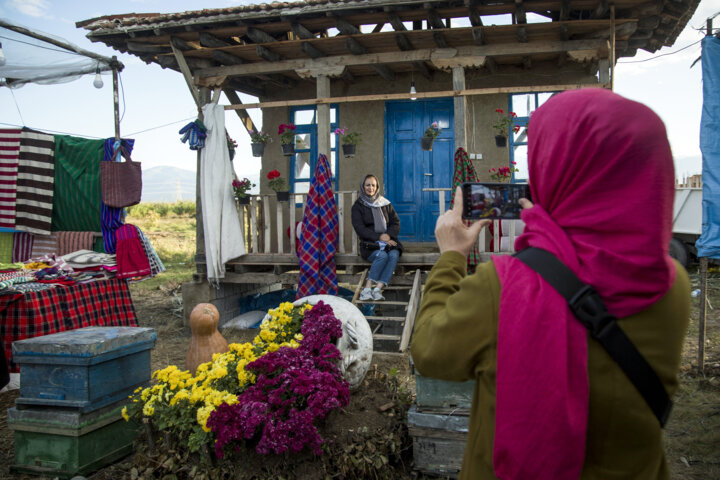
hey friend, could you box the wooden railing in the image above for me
[236,188,521,257]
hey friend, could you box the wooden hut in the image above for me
[77,0,699,346]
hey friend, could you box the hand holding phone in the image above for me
[435,187,489,255]
[461,182,531,220]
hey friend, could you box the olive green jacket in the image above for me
[411,252,689,480]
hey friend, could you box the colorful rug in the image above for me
[0,129,21,229]
[450,147,482,272]
[15,128,55,235]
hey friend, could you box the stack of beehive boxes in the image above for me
[408,356,474,478]
[7,326,156,478]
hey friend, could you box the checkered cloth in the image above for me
[296,154,338,299]
[0,277,138,373]
[450,147,482,273]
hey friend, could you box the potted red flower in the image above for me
[232,177,255,205]
[493,109,520,147]
[267,169,290,202]
[278,123,296,156]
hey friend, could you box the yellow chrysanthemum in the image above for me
[170,389,190,406]
[143,403,155,417]
[121,406,130,422]
[197,405,214,432]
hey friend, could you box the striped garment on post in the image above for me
[15,128,55,235]
[11,232,33,263]
[0,129,21,229]
[296,154,338,299]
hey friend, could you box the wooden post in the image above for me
[316,74,331,157]
[452,66,468,150]
[598,59,610,84]
[610,6,615,91]
[112,57,120,139]
[698,256,708,373]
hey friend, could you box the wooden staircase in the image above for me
[351,269,423,354]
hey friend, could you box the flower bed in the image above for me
[122,301,350,456]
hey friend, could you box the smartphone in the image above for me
[461,182,531,220]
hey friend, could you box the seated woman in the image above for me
[351,174,403,301]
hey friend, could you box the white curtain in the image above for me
[200,103,245,285]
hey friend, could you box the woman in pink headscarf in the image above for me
[411,89,689,479]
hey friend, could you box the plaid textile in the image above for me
[449,147,482,272]
[296,154,338,299]
[0,277,138,373]
[101,139,133,254]
[16,128,55,235]
[0,129,21,229]
[57,231,95,256]
[11,232,33,262]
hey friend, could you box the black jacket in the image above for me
[351,200,403,260]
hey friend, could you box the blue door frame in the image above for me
[384,98,454,242]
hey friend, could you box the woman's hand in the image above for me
[519,198,534,210]
[435,187,490,256]
[379,233,391,242]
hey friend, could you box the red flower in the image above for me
[495,109,504,114]
[267,169,281,180]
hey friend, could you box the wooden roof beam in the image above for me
[256,44,283,62]
[223,88,258,136]
[291,22,316,39]
[197,39,607,79]
[246,27,277,44]
[301,42,326,59]
[345,37,395,81]
[199,32,238,48]
[427,9,449,48]
[592,0,609,19]
[390,13,431,80]
[515,0,527,24]
[335,17,362,35]
[468,6,486,45]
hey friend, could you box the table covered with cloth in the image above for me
[0,277,138,373]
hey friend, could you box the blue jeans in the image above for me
[367,248,400,285]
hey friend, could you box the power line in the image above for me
[617,38,703,64]
[0,34,86,57]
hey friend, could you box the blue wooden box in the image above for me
[408,405,469,478]
[410,355,475,412]
[8,399,137,478]
[12,326,156,412]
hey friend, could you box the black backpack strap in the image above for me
[514,247,672,427]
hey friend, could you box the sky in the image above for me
[0,0,715,182]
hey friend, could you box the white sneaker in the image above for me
[359,288,373,301]
[371,288,385,301]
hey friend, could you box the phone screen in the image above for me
[461,182,531,220]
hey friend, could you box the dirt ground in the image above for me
[1,266,719,479]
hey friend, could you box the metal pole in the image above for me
[698,256,708,373]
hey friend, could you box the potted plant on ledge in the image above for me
[421,122,441,151]
[249,129,272,157]
[232,177,256,205]
[278,123,296,156]
[493,109,519,147]
[334,127,361,157]
[267,169,290,201]
[489,161,519,183]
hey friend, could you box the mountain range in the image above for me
[141,166,260,203]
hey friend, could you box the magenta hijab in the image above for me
[492,89,676,479]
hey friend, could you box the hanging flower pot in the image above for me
[236,196,250,205]
[421,137,434,151]
[281,143,295,156]
[342,144,356,157]
[251,143,265,157]
[494,135,507,147]
[276,191,290,202]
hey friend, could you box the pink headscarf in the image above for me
[492,88,676,479]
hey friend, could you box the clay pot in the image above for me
[185,303,229,374]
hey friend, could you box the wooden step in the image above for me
[356,300,408,305]
[366,316,405,322]
[373,334,401,341]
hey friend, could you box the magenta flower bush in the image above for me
[208,301,350,458]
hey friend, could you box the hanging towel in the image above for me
[31,233,57,258]
[200,104,245,285]
[0,233,13,264]
[51,135,103,232]
[135,225,165,277]
[101,138,134,254]
[56,231,95,256]
[15,128,55,235]
[115,224,151,279]
[11,232,33,263]
[0,129,21,229]
[449,147,482,273]
[296,154,338,299]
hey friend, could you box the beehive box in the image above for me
[8,400,136,478]
[410,355,475,412]
[12,326,156,412]
[408,405,469,478]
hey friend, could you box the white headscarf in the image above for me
[358,174,390,234]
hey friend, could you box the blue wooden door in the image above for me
[385,99,454,242]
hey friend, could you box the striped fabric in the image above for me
[115,224,151,279]
[101,139,134,254]
[11,232,33,263]
[56,231,95,256]
[15,128,55,235]
[51,135,104,232]
[31,233,57,258]
[135,225,165,276]
[0,129,21,229]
